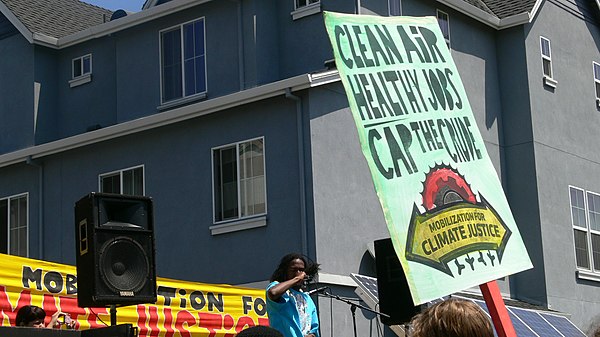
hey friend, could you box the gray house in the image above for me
[0,0,599,334]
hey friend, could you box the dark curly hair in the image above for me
[270,253,320,282]
[15,305,46,327]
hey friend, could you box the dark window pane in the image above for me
[101,174,120,194]
[123,168,143,196]
[73,58,82,77]
[0,200,7,254]
[184,59,196,96]
[183,23,194,60]
[9,196,27,257]
[541,38,550,57]
[83,56,91,74]
[592,233,600,271]
[214,147,238,221]
[575,230,590,269]
[161,29,182,102]
[571,188,586,229]
[543,59,552,77]
[195,21,204,56]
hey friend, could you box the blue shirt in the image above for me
[266,281,320,337]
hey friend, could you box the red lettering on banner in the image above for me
[147,305,160,337]
[223,314,235,330]
[137,305,150,336]
[163,307,175,337]
[198,312,222,337]
[0,289,33,326]
[224,316,259,337]
[174,310,196,337]
[258,317,269,326]
[42,293,59,327]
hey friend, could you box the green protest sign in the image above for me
[324,12,532,304]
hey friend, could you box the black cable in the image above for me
[89,308,110,327]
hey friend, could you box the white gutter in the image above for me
[0,71,340,169]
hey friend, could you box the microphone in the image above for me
[306,286,328,295]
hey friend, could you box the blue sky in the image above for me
[81,0,146,12]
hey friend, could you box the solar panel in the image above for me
[509,307,563,337]
[350,273,585,337]
[472,299,536,337]
[541,313,586,337]
[350,273,379,303]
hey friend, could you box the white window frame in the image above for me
[210,137,267,235]
[69,54,92,88]
[571,186,600,282]
[436,10,450,48]
[99,165,145,196]
[158,17,207,107]
[291,0,320,20]
[540,36,557,88]
[0,193,29,257]
[593,62,600,106]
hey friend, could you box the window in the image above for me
[295,0,319,9]
[540,37,557,88]
[73,54,92,79]
[213,138,266,223]
[571,187,600,274]
[292,0,320,19]
[99,166,144,195]
[0,194,28,257]
[160,18,206,104]
[436,10,450,48]
[70,54,92,87]
[593,62,600,103]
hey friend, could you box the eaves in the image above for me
[437,0,543,30]
[0,70,340,169]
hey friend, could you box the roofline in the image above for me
[17,0,542,48]
[0,71,340,168]
[0,0,32,43]
[436,0,541,29]
[56,0,214,49]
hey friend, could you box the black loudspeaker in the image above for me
[81,324,137,337]
[0,326,80,337]
[375,238,423,325]
[75,192,157,308]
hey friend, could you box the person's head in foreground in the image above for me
[410,298,494,337]
[237,325,284,337]
[15,305,46,328]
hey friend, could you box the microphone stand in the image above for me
[318,289,390,337]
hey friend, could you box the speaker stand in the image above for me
[320,290,389,337]
[110,305,117,326]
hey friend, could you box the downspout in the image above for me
[285,88,308,256]
[26,156,43,259]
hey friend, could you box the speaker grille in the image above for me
[99,236,149,293]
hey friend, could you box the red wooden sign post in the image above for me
[480,280,516,337]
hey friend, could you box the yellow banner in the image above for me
[0,254,267,336]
